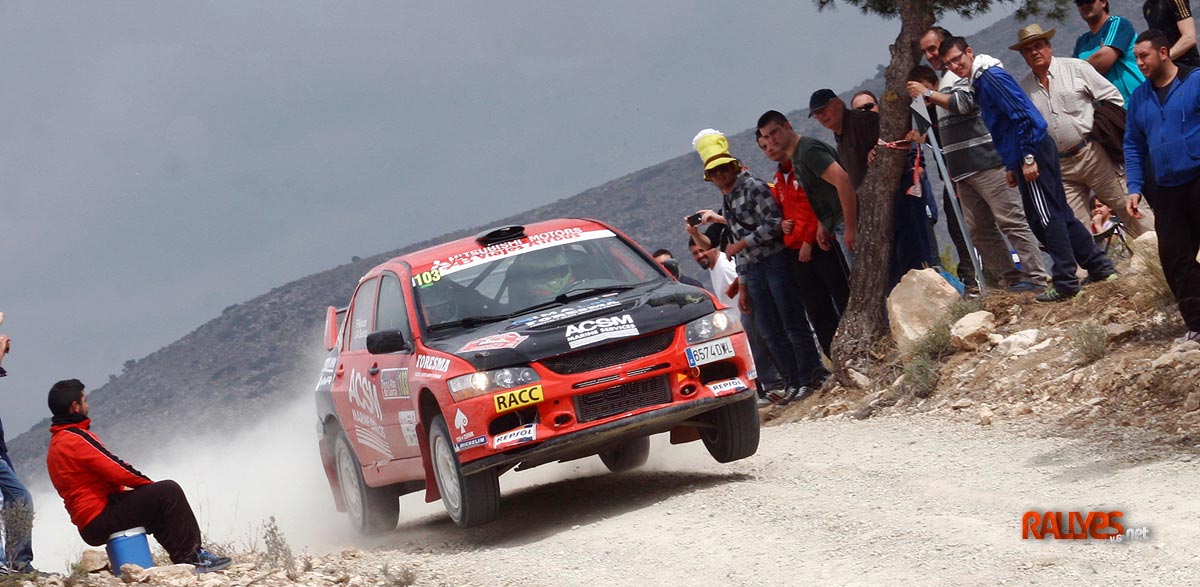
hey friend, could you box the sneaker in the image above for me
[777,385,812,407]
[0,566,11,576]
[756,394,774,408]
[1177,330,1200,344]
[1084,271,1118,285]
[1034,287,1078,303]
[1009,281,1041,292]
[192,548,232,573]
[765,389,787,404]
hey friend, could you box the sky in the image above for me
[0,2,1006,435]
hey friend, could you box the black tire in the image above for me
[598,436,651,472]
[699,396,761,463]
[428,415,500,527]
[333,430,399,535]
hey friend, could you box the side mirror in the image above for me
[661,258,682,279]
[323,306,339,351]
[367,330,409,355]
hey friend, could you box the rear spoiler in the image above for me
[324,306,348,351]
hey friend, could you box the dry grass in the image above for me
[1130,237,1173,304]
[1069,319,1108,365]
[262,516,298,580]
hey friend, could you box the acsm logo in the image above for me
[565,314,638,348]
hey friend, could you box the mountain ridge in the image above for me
[10,4,1121,480]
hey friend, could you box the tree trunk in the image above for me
[831,0,935,379]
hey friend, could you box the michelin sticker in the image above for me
[492,424,537,449]
[454,435,487,452]
[707,378,746,396]
[565,314,639,349]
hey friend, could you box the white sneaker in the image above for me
[1177,330,1200,344]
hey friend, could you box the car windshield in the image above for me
[411,229,663,335]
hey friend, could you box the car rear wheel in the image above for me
[429,415,500,527]
[699,396,761,463]
[598,436,650,472]
[333,430,399,534]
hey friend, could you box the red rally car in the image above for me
[315,218,760,533]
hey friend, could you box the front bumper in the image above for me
[460,388,754,475]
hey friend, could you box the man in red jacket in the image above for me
[46,379,231,573]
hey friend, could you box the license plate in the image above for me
[685,337,736,367]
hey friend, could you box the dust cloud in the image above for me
[28,368,718,573]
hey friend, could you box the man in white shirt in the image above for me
[1015,24,1155,237]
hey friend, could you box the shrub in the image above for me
[1070,319,1107,365]
[263,516,297,579]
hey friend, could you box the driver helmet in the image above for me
[517,247,575,296]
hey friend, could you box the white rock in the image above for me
[887,268,961,356]
[950,311,996,350]
[1013,402,1033,415]
[147,564,197,582]
[951,398,974,409]
[996,329,1040,356]
[1186,392,1200,412]
[119,564,149,583]
[847,368,872,389]
[80,548,110,573]
[978,407,993,426]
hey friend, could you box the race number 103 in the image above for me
[411,269,442,288]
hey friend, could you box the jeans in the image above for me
[744,249,828,387]
[0,457,33,570]
[741,313,784,392]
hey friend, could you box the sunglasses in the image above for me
[856,103,877,111]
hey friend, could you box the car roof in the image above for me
[363,217,613,279]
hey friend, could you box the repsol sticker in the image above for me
[492,424,537,449]
[565,314,639,349]
[493,384,544,414]
[707,378,746,396]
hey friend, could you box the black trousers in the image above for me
[792,244,850,357]
[1151,177,1200,331]
[80,480,201,565]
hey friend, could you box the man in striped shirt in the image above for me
[940,36,1115,302]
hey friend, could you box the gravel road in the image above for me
[333,413,1198,587]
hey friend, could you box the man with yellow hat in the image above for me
[690,129,827,404]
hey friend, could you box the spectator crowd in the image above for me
[677,0,1200,406]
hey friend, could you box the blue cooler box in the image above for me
[106,527,154,575]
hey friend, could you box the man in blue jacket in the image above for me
[940,36,1115,302]
[1125,28,1200,342]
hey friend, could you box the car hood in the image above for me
[423,280,716,370]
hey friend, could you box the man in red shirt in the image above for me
[756,111,850,356]
[46,379,231,573]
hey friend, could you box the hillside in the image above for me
[7,4,1124,477]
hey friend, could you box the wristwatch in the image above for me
[1023,154,1035,165]
[923,89,933,98]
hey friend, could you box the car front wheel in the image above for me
[428,414,500,527]
[699,395,761,463]
[333,430,399,534]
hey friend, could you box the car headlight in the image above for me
[448,367,540,401]
[685,308,743,344]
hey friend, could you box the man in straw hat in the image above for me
[940,35,1116,302]
[1015,23,1155,240]
[690,129,827,405]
